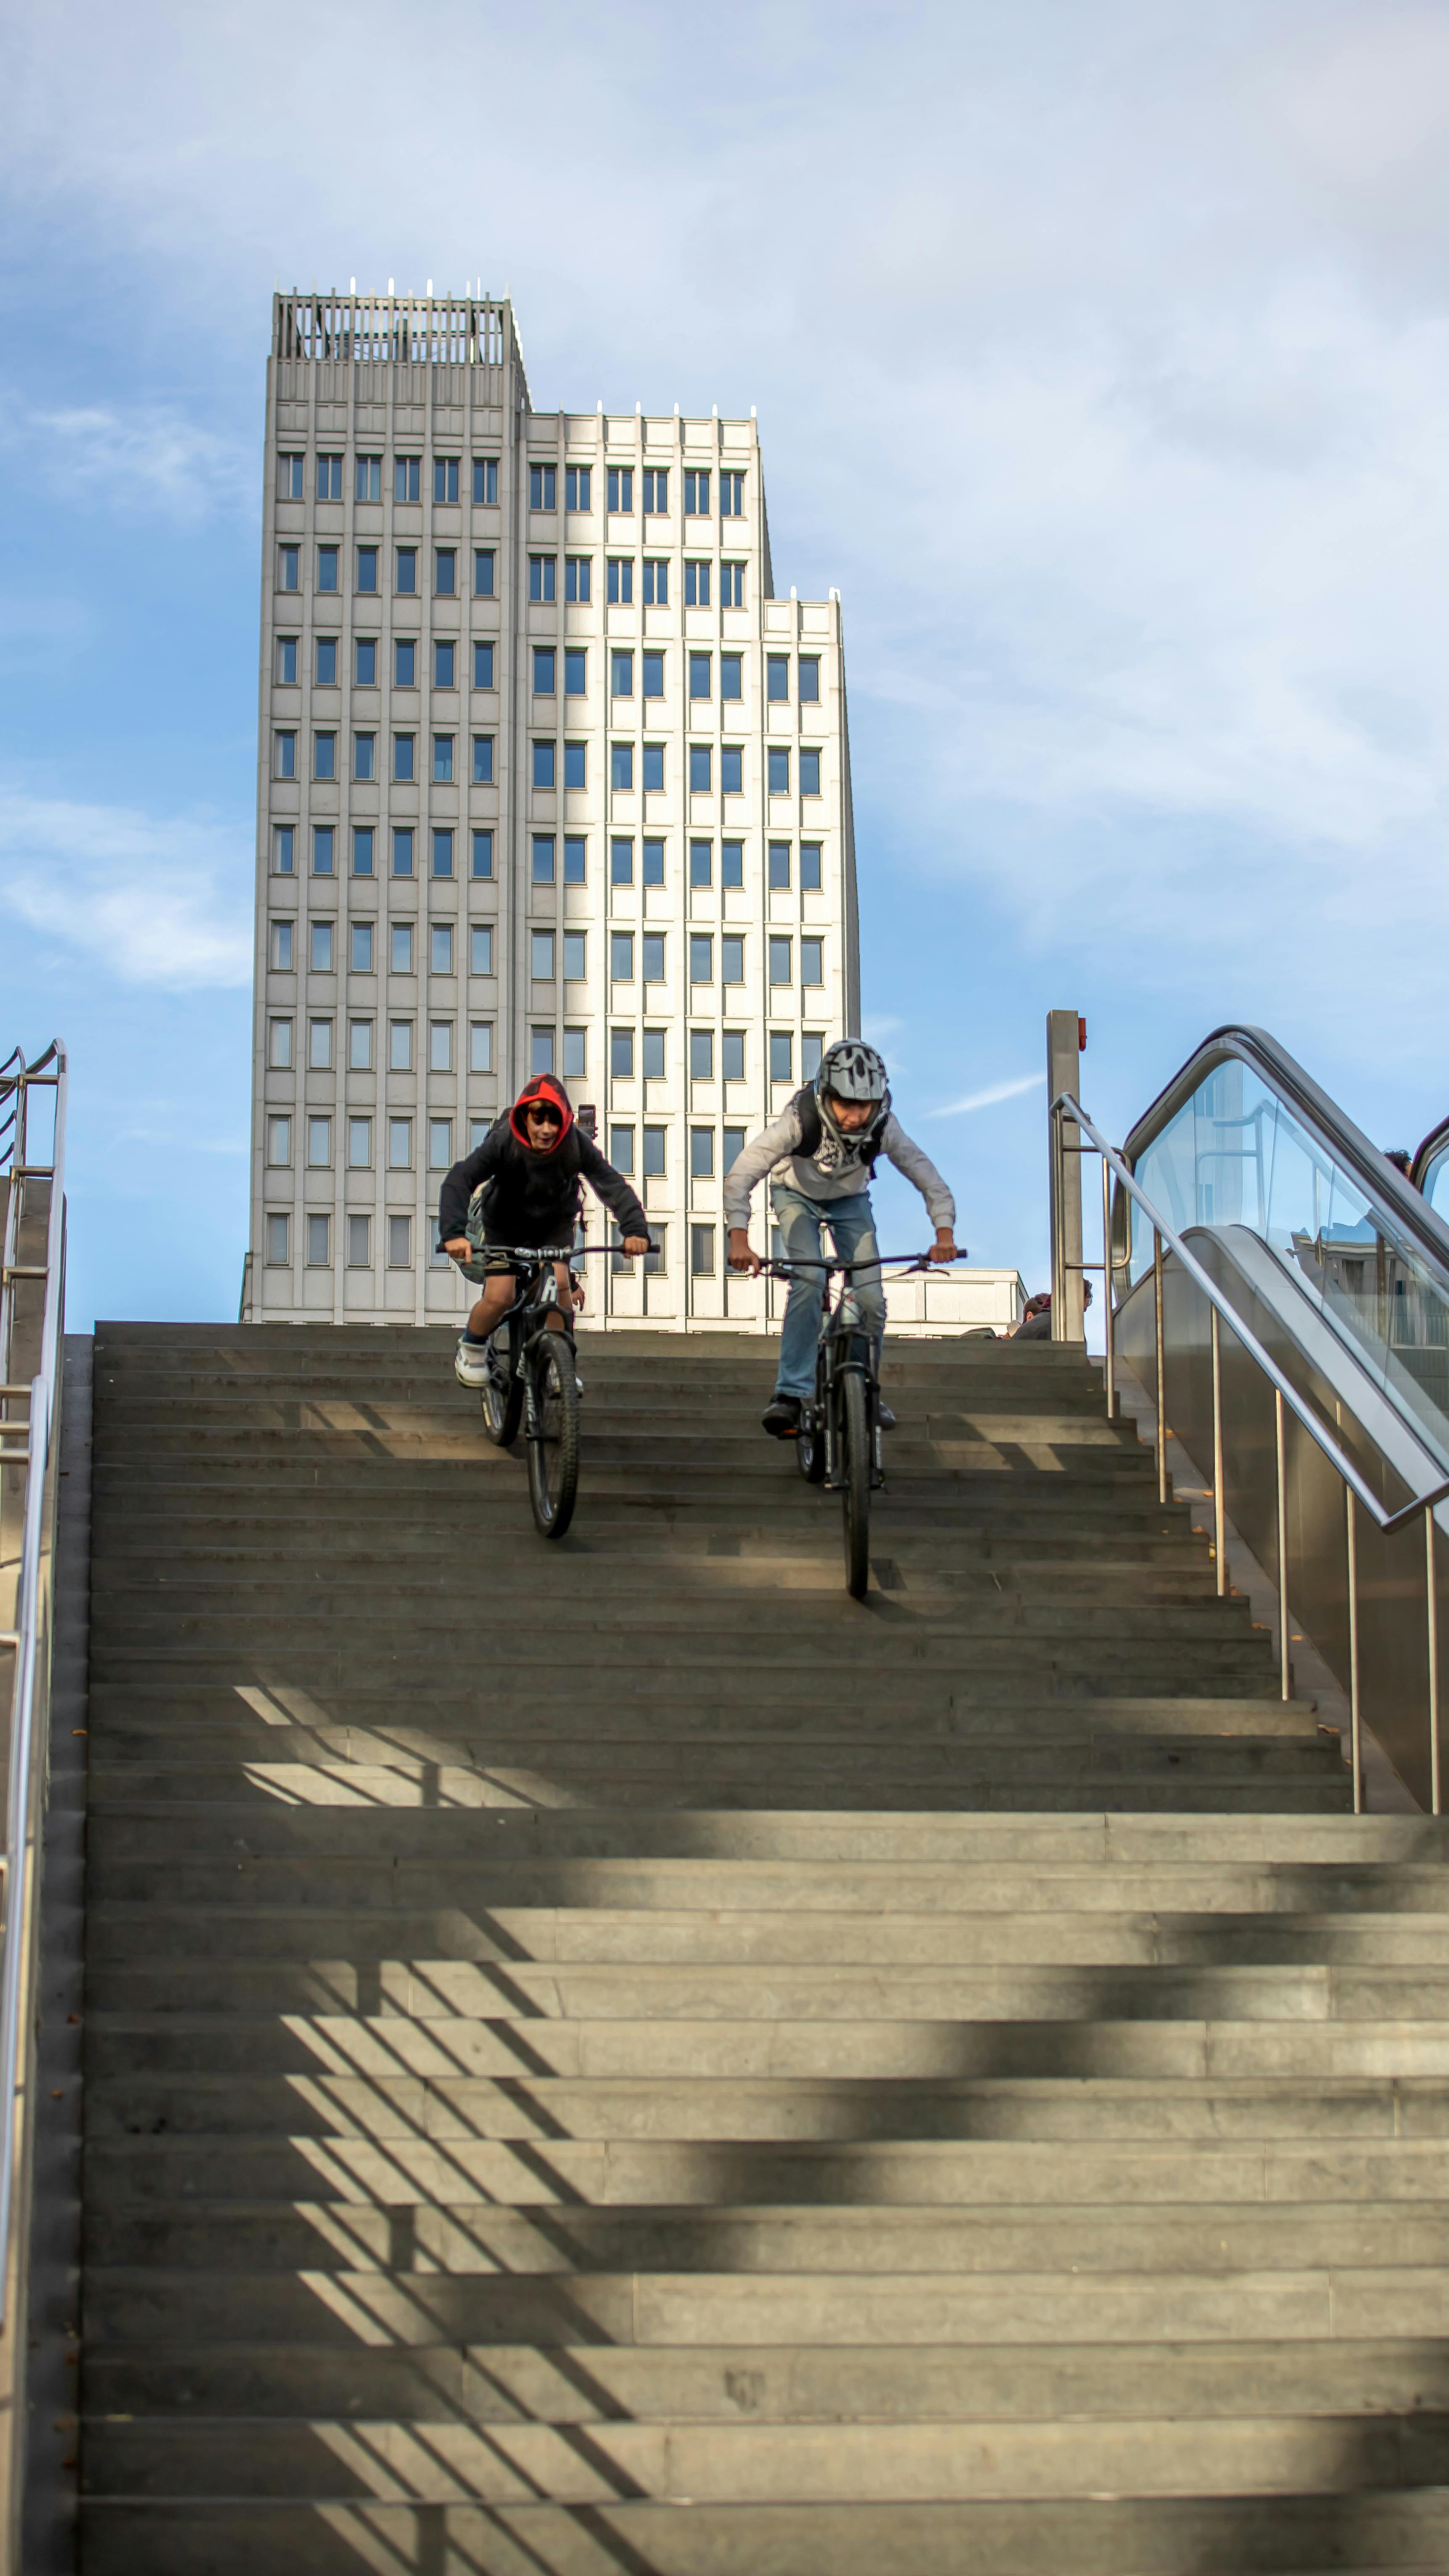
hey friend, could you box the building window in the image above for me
[564,930,587,980]
[801,749,821,796]
[274,731,296,779]
[611,838,633,886]
[313,733,336,782]
[768,748,791,796]
[434,456,460,504]
[564,835,586,883]
[472,734,494,784]
[434,547,457,597]
[721,746,743,795]
[472,830,494,880]
[265,1213,290,1266]
[306,1213,331,1266]
[529,555,556,602]
[391,924,414,974]
[691,1128,715,1179]
[562,647,587,697]
[721,653,743,701]
[529,463,557,510]
[611,650,633,698]
[388,1213,411,1266]
[307,1115,332,1169]
[643,933,665,983]
[612,742,634,791]
[430,733,454,783]
[269,919,294,971]
[722,935,744,985]
[347,1213,372,1266]
[354,729,377,782]
[431,923,454,975]
[767,657,790,704]
[691,1224,716,1276]
[429,1118,453,1169]
[722,840,744,888]
[689,745,712,793]
[352,828,375,881]
[278,544,300,592]
[394,734,415,782]
[349,1015,373,1066]
[684,561,711,608]
[392,456,420,503]
[802,1033,825,1081]
[770,1031,794,1083]
[684,470,710,515]
[310,921,334,972]
[434,640,456,688]
[801,841,823,890]
[474,641,496,690]
[723,1126,747,1171]
[531,1027,555,1075]
[607,467,633,514]
[276,636,298,684]
[267,1115,291,1165]
[642,744,664,793]
[607,558,633,605]
[268,1017,293,1068]
[769,841,791,889]
[533,835,556,884]
[351,921,373,974]
[532,930,556,980]
[610,1124,634,1172]
[689,1027,714,1081]
[317,544,339,593]
[643,1028,665,1079]
[689,653,711,700]
[529,645,555,697]
[721,563,745,608]
[611,1027,634,1077]
[610,931,635,982]
[471,925,494,975]
[642,558,668,605]
[395,639,416,688]
[356,454,382,502]
[563,555,591,603]
[390,1019,413,1071]
[768,936,792,985]
[643,838,665,886]
[393,829,415,879]
[642,468,668,513]
[470,1020,494,1071]
[802,937,823,986]
[348,1116,372,1168]
[720,471,744,517]
[564,740,586,789]
[388,1118,412,1168]
[277,454,304,500]
[798,657,821,704]
[690,841,712,888]
[644,1126,667,1178]
[565,465,591,511]
[315,637,338,687]
[309,1017,333,1070]
[722,1030,746,1082]
[474,548,496,596]
[533,740,555,790]
[356,545,379,592]
[432,829,454,879]
[396,547,417,594]
[473,457,498,505]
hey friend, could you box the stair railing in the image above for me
[1050,1088,1449,1815]
[0,1039,67,2554]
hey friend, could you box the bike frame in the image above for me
[760,1254,929,1490]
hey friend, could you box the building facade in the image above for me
[246,288,859,1329]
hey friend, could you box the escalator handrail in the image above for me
[1056,1089,1449,1538]
[1412,1113,1449,1199]
[1120,1025,1449,1297]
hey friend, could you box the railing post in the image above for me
[1047,1010,1085,1342]
[1275,1388,1291,1702]
[1428,1509,1441,1818]
[1153,1228,1167,1505]
[1101,1153,1116,1421]
[1346,1487,1362,1814]
[1211,1305,1226,1599]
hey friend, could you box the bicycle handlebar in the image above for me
[751,1253,959,1278]
[455,1241,656,1262]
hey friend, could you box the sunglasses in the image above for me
[525,1104,562,1124]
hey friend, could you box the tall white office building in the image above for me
[245,288,859,1329]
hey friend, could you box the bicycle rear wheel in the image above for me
[841,1370,870,1597]
[480,1329,523,1448]
[527,1334,581,1539]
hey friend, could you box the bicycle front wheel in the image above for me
[527,1335,581,1539]
[840,1370,871,1598]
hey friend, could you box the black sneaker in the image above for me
[878,1404,897,1431]
[763,1394,802,1438]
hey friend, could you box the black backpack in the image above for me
[791,1084,889,1181]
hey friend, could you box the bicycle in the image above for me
[758,1253,931,1599]
[470,1243,647,1540]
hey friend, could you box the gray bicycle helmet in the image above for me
[816,1038,890,1143]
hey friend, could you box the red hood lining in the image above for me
[509,1076,574,1155]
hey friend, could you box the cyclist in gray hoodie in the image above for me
[725,1039,959,1437]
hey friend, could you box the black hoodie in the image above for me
[435,1074,650,1250]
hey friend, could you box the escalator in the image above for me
[1101,1025,1449,1809]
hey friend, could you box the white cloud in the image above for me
[0,396,253,522]
[930,1073,1045,1118]
[0,790,252,988]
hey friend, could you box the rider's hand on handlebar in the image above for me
[443,1238,471,1263]
[929,1230,960,1266]
[728,1228,762,1277]
[620,1235,651,1259]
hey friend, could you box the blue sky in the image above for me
[4,0,1449,1326]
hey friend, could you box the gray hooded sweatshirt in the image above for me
[723,1099,956,1234]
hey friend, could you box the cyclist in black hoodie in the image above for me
[438,1073,651,1388]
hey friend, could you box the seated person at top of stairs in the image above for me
[724,1038,960,1438]
[438,1074,651,1388]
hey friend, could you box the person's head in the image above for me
[508,1074,574,1157]
[816,1038,889,1144]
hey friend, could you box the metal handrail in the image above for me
[0,1040,68,2319]
[1053,1090,1449,1813]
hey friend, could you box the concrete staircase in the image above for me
[76,1323,1449,2572]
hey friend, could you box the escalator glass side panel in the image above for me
[1421,1142,1449,1226]
[1128,1059,1449,1466]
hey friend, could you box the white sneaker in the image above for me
[454,1334,493,1389]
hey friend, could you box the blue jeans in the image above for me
[771,1184,884,1399]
